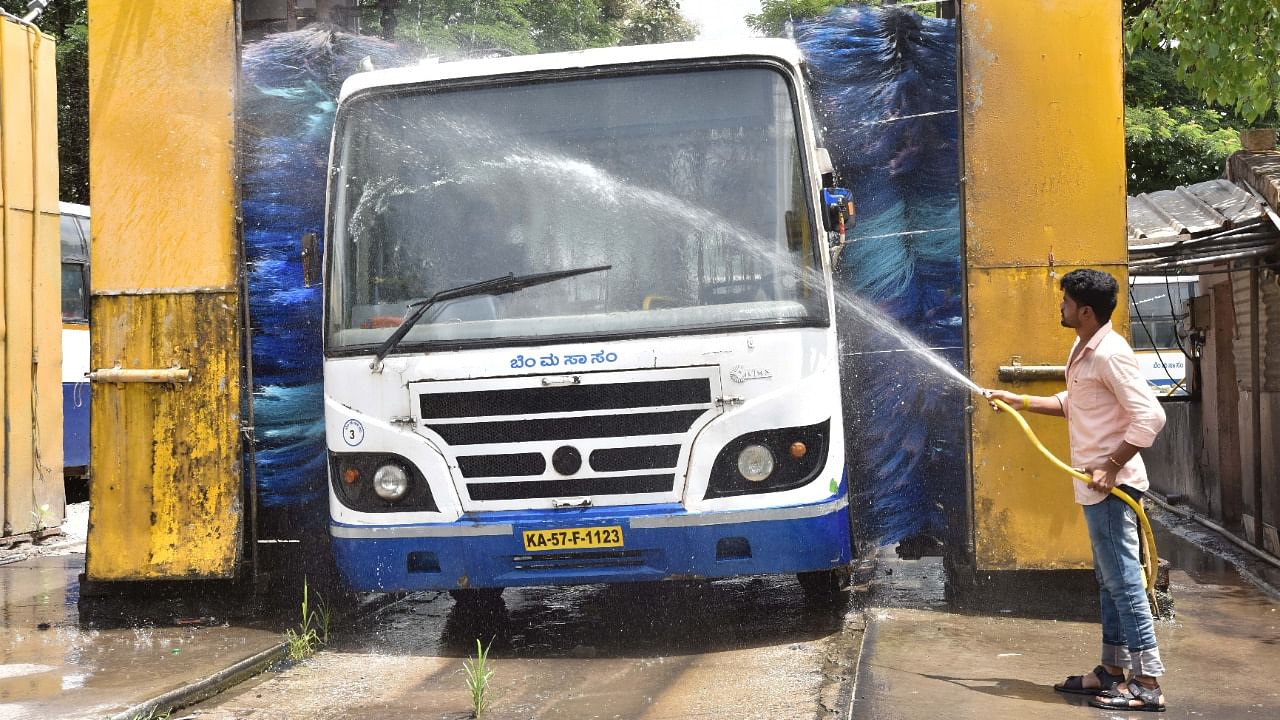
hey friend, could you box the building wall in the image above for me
[1230,268,1279,553]
[1184,268,1279,554]
[1144,400,1204,506]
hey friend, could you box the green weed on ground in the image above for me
[284,577,330,660]
[463,638,495,718]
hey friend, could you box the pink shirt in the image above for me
[1053,322,1166,505]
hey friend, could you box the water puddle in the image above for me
[0,553,284,720]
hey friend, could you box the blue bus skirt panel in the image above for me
[63,382,91,469]
[329,496,853,592]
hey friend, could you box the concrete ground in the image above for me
[857,513,1280,719]
[0,502,1277,719]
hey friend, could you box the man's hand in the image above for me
[985,389,1021,412]
[1085,466,1119,493]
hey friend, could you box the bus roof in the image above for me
[339,39,804,101]
[59,201,89,218]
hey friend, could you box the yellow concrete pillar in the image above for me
[86,1,243,579]
[961,0,1128,570]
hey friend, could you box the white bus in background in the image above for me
[1128,275,1197,397]
[61,202,91,492]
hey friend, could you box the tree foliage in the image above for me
[1124,46,1240,194]
[620,0,696,46]
[1127,0,1280,124]
[1125,106,1239,195]
[1126,45,1244,193]
[746,0,940,37]
[363,1,694,56]
[746,0,841,37]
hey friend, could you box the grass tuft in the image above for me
[284,577,330,660]
[463,638,495,718]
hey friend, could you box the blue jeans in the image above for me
[1083,494,1164,677]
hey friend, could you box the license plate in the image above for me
[522,525,624,552]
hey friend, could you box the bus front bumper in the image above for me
[329,496,852,592]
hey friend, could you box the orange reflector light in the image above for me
[342,467,361,484]
[789,442,807,459]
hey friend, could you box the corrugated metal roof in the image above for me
[1127,173,1280,274]
[1128,179,1266,245]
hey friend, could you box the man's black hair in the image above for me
[1060,268,1118,322]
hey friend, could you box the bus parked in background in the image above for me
[1128,275,1197,397]
[61,202,91,495]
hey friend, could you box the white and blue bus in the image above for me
[60,202,91,487]
[321,40,856,600]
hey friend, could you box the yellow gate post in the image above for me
[85,1,243,580]
[0,16,63,538]
[961,1,1128,574]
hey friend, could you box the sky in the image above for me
[680,0,763,41]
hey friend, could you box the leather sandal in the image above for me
[1053,665,1124,696]
[1089,679,1167,712]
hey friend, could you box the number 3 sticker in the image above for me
[342,419,365,447]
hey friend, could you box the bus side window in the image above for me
[62,262,88,322]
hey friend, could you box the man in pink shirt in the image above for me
[988,268,1168,712]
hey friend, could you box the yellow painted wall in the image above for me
[0,19,64,538]
[86,1,243,579]
[961,0,1128,569]
[88,2,239,293]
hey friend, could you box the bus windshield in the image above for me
[326,65,826,351]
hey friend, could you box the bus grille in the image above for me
[511,550,646,571]
[410,367,721,507]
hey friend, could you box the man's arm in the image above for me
[985,389,1066,417]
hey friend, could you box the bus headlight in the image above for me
[704,420,830,499]
[373,464,410,501]
[737,444,775,482]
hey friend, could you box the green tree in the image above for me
[2,0,89,203]
[620,0,697,46]
[1125,106,1239,195]
[524,0,623,52]
[745,0,941,37]
[360,0,538,56]
[1123,47,1241,194]
[363,1,695,56]
[746,0,843,37]
[1128,0,1280,124]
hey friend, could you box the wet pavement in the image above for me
[0,550,284,720]
[182,577,864,719]
[855,514,1280,719]
[0,504,287,720]
[0,502,1277,719]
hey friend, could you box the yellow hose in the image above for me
[989,397,1160,612]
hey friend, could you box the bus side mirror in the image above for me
[821,188,855,236]
[301,232,321,287]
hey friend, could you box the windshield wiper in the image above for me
[370,265,612,369]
